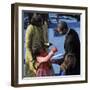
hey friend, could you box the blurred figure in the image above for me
[25,13,43,76]
[55,21,80,75]
[25,13,57,77]
[36,47,57,76]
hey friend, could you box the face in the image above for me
[57,27,63,35]
[56,24,67,35]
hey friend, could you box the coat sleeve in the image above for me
[64,34,75,54]
[25,25,33,63]
[26,25,33,51]
[25,25,36,75]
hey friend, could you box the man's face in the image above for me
[56,24,67,35]
[57,27,63,35]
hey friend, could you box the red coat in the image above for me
[36,49,54,76]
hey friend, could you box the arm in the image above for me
[25,25,36,73]
[65,34,75,54]
[26,25,33,51]
[36,47,58,64]
[36,51,54,63]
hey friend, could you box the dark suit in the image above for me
[64,29,80,75]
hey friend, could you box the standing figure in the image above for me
[25,13,57,77]
[25,14,44,76]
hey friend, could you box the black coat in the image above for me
[64,29,80,75]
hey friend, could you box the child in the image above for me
[36,47,57,76]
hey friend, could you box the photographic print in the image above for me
[11,3,88,87]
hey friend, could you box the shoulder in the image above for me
[69,29,78,35]
[26,24,34,34]
[67,29,79,38]
[66,29,75,41]
[67,29,80,42]
[27,24,33,31]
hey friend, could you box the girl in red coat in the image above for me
[36,47,57,76]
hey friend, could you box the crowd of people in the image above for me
[25,13,80,77]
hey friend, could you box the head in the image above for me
[31,13,43,27]
[56,21,68,35]
[64,54,76,69]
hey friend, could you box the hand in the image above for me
[51,47,58,53]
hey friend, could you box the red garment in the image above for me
[36,49,53,76]
[39,49,48,57]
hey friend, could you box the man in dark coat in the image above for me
[54,21,80,75]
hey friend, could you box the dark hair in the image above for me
[59,21,68,30]
[30,14,43,27]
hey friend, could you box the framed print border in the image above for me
[11,3,88,87]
